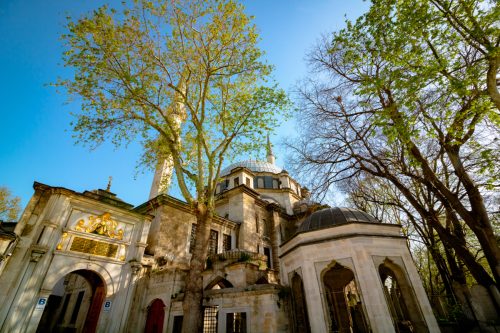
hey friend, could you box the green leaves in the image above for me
[0,187,21,222]
[58,0,289,205]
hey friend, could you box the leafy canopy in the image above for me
[0,187,21,222]
[59,0,289,205]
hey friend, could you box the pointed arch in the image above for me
[321,262,368,333]
[379,258,427,333]
[145,299,165,333]
[291,272,311,333]
[205,276,233,290]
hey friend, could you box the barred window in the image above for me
[203,306,219,333]
[226,312,247,333]
[208,230,218,255]
[223,234,232,252]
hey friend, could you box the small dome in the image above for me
[220,160,282,177]
[298,207,380,233]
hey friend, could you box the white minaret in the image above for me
[148,82,186,200]
[149,158,174,199]
[266,134,276,165]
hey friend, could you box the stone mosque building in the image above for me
[0,142,439,333]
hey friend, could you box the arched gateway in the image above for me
[36,270,106,333]
[0,156,442,332]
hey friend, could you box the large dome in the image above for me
[298,207,380,233]
[220,160,283,176]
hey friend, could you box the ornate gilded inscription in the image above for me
[70,237,118,258]
[74,212,124,240]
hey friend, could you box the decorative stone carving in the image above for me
[74,213,124,240]
[30,249,45,262]
[130,260,142,275]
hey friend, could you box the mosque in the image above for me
[0,141,439,333]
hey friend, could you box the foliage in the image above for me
[59,0,289,206]
[291,0,500,292]
[0,187,21,222]
[58,1,289,331]
[238,251,251,262]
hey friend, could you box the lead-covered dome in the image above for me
[298,207,380,233]
[220,160,283,177]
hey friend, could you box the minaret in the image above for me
[266,134,276,164]
[149,158,174,199]
[148,81,186,200]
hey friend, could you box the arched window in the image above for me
[322,263,368,333]
[379,260,427,333]
[291,273,311,333]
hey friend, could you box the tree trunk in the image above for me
[444,145,500,285]
[442,244,478,321]
[428,242,454,298]
[386,102,500,286]
[383,173,500,308]
[181,205,213,333]
[486,56,500,111]
[429,216,500,309]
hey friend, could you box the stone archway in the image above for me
[291,272,310,333]
[36,270,106,333]
[144,299,165,333]
[322,263,368,333]
[379,260,428,333]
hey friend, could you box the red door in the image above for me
[145,299,165,333]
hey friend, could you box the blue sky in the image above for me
[0,0,369,211]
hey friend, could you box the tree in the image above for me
[58,1,288,331]
[0,187,21,222]
[291,0,500,308]
[343,174,480,320]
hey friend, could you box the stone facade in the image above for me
[0,156,439,333]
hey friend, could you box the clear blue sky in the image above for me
[0,0,369,211]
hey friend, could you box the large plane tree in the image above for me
[58,1,288,331]
[292,0,500,308]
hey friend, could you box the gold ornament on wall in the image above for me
[74,213,124,240]
[56,232,68,250]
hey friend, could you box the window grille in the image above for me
[226,312,246,333]
[208,230,218,255]
[223,234,232,252]
[203,306,219,333]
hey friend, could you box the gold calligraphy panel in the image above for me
[70,236,118,258]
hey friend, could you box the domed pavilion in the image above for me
[280,207,438,332]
